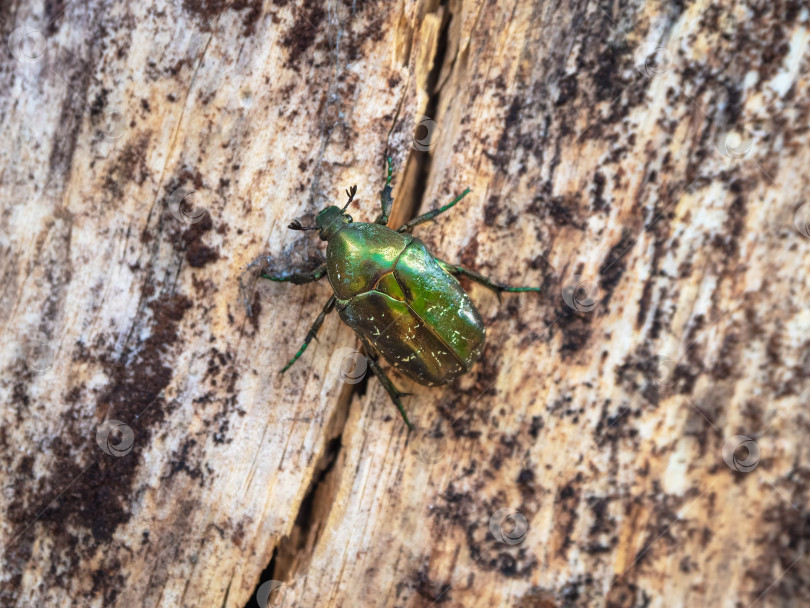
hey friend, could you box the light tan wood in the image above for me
[2,1,809,607]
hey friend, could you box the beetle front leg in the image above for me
[360,338,413,431]
[374,156,395,226]
[397,188,471,234]
[280,295,337,374]
[436,259,541,303]
[261,263,327,284]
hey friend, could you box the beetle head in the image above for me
[314,206,352,240]
[289,185,357,240]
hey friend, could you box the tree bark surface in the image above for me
[2,1,809,607]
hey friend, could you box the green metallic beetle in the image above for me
[262,159,539,430]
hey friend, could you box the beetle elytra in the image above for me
[263,158,540,430]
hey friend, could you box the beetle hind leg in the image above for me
[280,295,337,374]
[436,258,541,303]
[361,339,413,431]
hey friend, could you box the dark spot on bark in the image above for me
[591,170,607,212]
[555,73,578,107]
[186,242,219,267]
[164,437,204,481]
[282,1,325,71]
[459,235,479,269]
[182,0,262,36]
[104,134,152,200]
[483,92,526,171]
[712,332,740,380]
[555,301,593,357]
[90,87,110,117]
[45,0,68,34]
[413,566,453,603]
[484,195,500,225]
[527,193,585,230]
[528,415,544,438]
[249,291,262,332]
[552,478,581,558]
[599,228,635,307]
[234,0,264,37]
[606,579,648,608]
[636,277,654,330]
[518,468,535,485]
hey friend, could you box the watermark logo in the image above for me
[24,339,56,373]
[96,420,135,457]
[717,127,754,159]
[256,580,295,608]
[653,357,677,386]
[415,430,447,464]
[101,110,127,141]
[722,435,760,472]
[489,508,529,545]
[412,115,441,152]
[167,187,207,224]
[793,202,810,238]
[634,43,673,78]
[328,347,367,384]
[562,275,600,312]
[9,26,47,63]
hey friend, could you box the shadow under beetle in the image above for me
[263,158,540,430]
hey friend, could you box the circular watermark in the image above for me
[327,347,367,384]
[9,26,47,64]
[653,357,677,386]
[634,43,673,78]
[415,430,447,464]
[561,275,600,312]
[96,420,135,457]
[167,187,207,224]
[101,109,127,141]
[793,202,810,238]
[24,339,56,373]
[722,435,760,472]
[412,115,441,152]
[256,580,295,608]
[717,127,754,159]
[489,508,529,545]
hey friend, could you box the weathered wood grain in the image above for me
[2,1,809,607]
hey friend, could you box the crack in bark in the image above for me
[242,3,459,606]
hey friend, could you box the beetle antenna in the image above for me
[288,219,318,231]
[341,185,358,212]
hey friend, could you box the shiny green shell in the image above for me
[325,222,485,386]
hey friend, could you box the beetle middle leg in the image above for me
[436,259,541,302]
[280,294,337,374]
[261,263,327,284]
[397,188,472,234]
[360,337,413,431]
